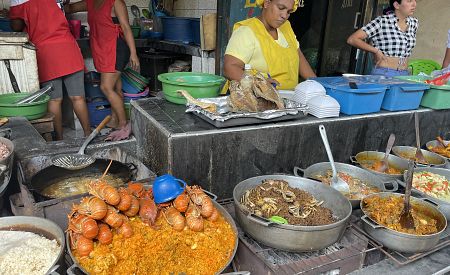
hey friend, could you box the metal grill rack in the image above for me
[219,199,382,275]
[351,220,450,266]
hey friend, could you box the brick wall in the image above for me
[173,0,216,18]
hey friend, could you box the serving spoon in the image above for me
[414,112,427,164]
[318,125,350,193]
[399,160,415,230]
[373,133,396,173]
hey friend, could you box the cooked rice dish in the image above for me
[0,231,60,275]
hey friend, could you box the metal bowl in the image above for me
[0,136,14,197]
[233,175,352,252]
[360,192,447,253]
[66,194,238,275]
[350,151,409,181]
[426,140,450,168]
[392,146,447,168]
[295,162,398,208]
[397,167,450,221]
[0,216,65,274]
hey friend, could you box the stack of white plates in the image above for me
[292,80,326,104]
[307,95,340,118]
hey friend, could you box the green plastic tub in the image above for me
[157,72,225,104]
[395,76,450,109]
[0,93,50,120]
[124,102,131,119]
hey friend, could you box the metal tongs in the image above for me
[14,84,53,105]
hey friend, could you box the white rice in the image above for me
[0,230,60,275]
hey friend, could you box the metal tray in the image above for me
[186,96,309,128]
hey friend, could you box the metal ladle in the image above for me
[414,112,427,164]
[318,125,350,193]
[372,133,396,173]
[399,161,415,230]
[51,115,111,170]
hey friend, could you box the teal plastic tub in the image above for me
[0,93,50,120]
[158,72,225,104]
[395,76,450,109]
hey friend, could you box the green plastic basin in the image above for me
[158,72,225,104]
[0,93,50,120]
[395,76,450,109]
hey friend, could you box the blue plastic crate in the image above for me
[87,100,111,126]
[355,76,429,111]
[312,77,387,115]
[0,19,12,32]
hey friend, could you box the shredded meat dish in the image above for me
[363,195,440,235]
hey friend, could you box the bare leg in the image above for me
[100,72,127,129]
[70,95,92,136]
[48,99,63,140]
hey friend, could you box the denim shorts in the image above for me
[371,67,409,77]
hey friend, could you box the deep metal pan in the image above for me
[29,159,136,201]
[426,140,450,168]
[233,175,352,252]
[392,146,447,168]
[295,162,398,208]
[66,190,238,275]
[360,192,447,253]
[350,151,408,181]
[0,129,14,197]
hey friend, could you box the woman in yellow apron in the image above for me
[224,0,316,90]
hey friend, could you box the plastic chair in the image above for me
[408,59,442,75]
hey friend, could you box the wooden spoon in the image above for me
[414,113,427,164]
[372,133,396,173]
[399,161,415,230]
[436,136,448,149]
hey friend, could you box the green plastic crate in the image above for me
[396,76,450,109]
[0,93,50,120]
[157,72,225,104]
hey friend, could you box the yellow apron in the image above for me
[223,18,299,93]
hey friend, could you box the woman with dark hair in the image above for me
[347,0,418,76]
[65,0,139,141]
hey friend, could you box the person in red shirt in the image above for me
[65,0,139,141]
[9,0,91,141]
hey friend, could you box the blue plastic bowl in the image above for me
[121,77,141,94]
[152,174,186,204]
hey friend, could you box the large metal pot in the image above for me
[295,162,398,208]
[360,192,447,253]
[426,140,450,169]
[0,133,14,197]
[392,146,447,168]
[233,175,352,252]
[29,159,136,201]
[397,167,450,220]
[350,151,409,181]
[0,216,65,274]
[66,194,238,275]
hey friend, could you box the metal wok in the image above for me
[392,146,447,168]
[295,162,398,208]
[350,151,408,181]
[29,159,135,201]
[360,192,447,253]
[426,140,450,168]
[233,175,352,252]
[66,190,238,275]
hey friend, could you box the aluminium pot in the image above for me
[0,132,14,197]
[397,167,450,221]
[66,191,238,275]
[360,192,447,253]
[295,162,398,208]
[350,151,409,181]
[392,146,447,168]
[233,175,352,252]
[426,140,450,168]
[29,159,136,201]
[0,216,65,274]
